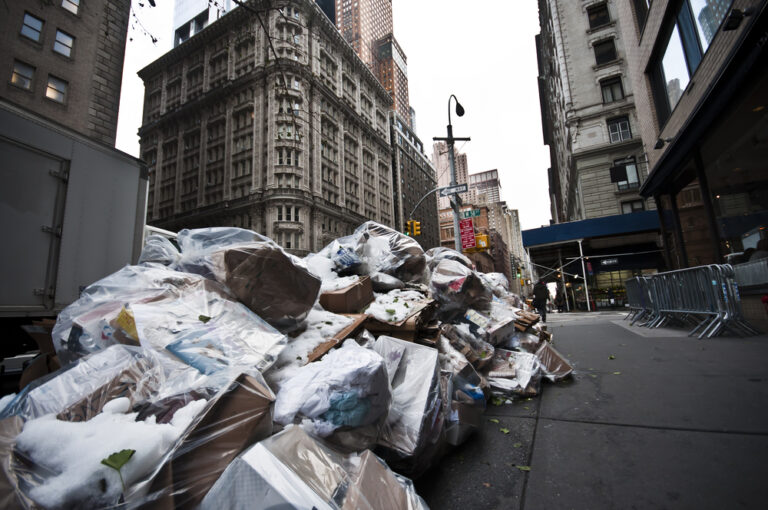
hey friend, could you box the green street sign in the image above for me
[461,209,481,219]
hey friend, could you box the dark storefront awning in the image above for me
[522,211,660,248]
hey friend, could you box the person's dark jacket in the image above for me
[533,282,548,305]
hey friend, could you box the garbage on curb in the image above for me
[0,225,578,509]
[200,425,428,510]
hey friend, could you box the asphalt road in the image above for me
[415,311,768,509]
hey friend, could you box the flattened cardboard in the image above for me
[319,276,374,314]
[306,314,368,363]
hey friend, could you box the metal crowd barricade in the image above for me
[624,264,760,338]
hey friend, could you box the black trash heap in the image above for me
[0,222,574,509]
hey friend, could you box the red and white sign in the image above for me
[459,218,476,250]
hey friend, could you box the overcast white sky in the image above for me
[115,0,552,230]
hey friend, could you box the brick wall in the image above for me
[0,0,129,146]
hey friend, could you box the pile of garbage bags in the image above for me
[0,221,574,509]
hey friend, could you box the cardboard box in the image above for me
[141,373,275,509]
[487,317,516,346]
[21,319,56,354]
[319,276,374,314]
[536,343,573,381]
[18,354,60,391]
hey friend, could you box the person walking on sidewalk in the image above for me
[533,280,550,323]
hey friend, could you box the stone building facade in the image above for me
[1,0,130,146]
[390,112,440,250]
[138,0,394,255]
[536,0,654,222]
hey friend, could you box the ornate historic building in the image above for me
[139,0,394,255]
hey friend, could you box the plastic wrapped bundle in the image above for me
[51,265,287,374]
[502,330,542,354]
[429,259,492,319]
[129,285,287,375]
[479,272,510,298]
[351,222,427,283]
[441,324,494,370]
[487,349,542,398]
[425,247,473,271]
[138,235,180,267]
[200,425,428,510]
[0,345,163,423]
[174,228,321,333]
[373,336,445,477]
[52,265,216,364]
[0,348,276,510]
[274,340,391,451]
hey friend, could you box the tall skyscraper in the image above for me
[335,0,392,67]
[335,0,410,123]
[0,0,131,146]
[391,112,439,249]
[469,169,502,205]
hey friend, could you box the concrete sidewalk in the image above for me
[416,312,768,509]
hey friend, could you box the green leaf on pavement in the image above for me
[513,442,522,448]
[491,396,504,406]
[613,371,621,375]
[589,374,597,378]
[489,418,500,424]
[523,406,530,410]
[515,465,531,472]
[609,355,615,360]
[500,427,510,434]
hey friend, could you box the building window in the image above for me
[587,3,611,30]
[594,39,617,66]
[61,0,79,15]
[600,77,624,103]
[11,61,35,90]
[608,116,631,143]
[45,75,68,103]
[650,1,732,125]
[21,13,44,42]
[286,207,292,221]
[277,206,283,221]
[615,157,640,190]
[53,30,74,57]
[622,200,645,214]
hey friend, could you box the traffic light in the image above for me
[412,221,421,236]
[405,220,413,236]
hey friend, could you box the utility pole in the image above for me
[434,95,470,252]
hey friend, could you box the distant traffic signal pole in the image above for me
[434,95,470,252]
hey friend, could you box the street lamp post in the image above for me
[434,95,470,252]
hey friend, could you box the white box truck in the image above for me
[0,100,148,360]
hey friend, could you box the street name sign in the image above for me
[439,183,468,197]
